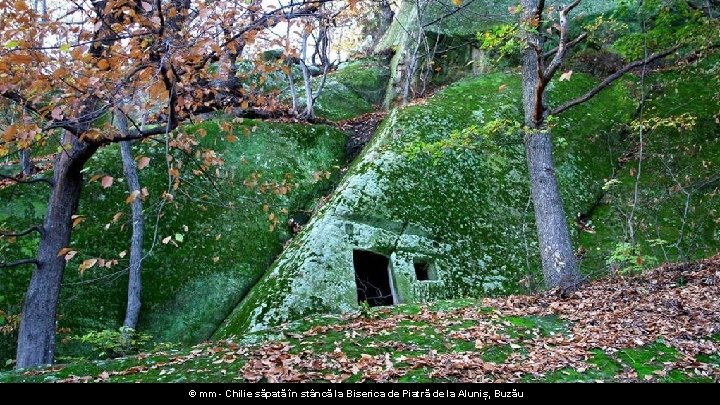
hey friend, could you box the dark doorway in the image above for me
[353,250,394,307]
[414,261,431,281]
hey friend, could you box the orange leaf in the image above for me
[125,190,141,204]
[79,258,98,275]
[72,215,86,228]
[97,59,110,70]
[137,156,150,170]
[57,247,73,257]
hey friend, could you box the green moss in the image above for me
[313,81,374,121]
[503,315,568,338]
[617,341,681,380]
[0,119,346,366]
[217,70,635,338]
[579,53,720,272]
[333,58,391,105]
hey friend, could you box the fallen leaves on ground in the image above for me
[33,255,720,383]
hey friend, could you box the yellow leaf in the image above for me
[498,84,507,92]
[451,0,462,6]
[125,190,140,204]
[559,70,574,82]
[57,247,73,257]
[79,258,98,275]
[101,175,113,189]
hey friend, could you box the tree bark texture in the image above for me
[520,0,580,291]
[117,110,144,331]
[15,133,97,368]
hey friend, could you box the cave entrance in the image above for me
[353,250,395,307]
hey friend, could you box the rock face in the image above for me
[215,71,636,337]
[373,0,618,108]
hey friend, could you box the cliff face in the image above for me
[216,71,637,337]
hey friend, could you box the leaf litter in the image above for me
[22,255,720,383]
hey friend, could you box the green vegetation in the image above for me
[0,119,347,366]
[579,53,720,273]
[216,69,637,337]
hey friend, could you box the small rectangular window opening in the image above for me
[414,260,434,281]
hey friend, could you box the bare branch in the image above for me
[0,225,43,238]
[544,0,582,80]
[550,45,680,116]
[0,173,54,187]
[543,32,587,59]
[0,258,39,269]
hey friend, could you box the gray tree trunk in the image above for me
[521,0,580,292]
[524,130,580,290]
[15,133,97,368]
[19,149,33,177]
[115,110,144,331]
[299,30,315,119]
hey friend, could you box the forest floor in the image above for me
[2,254,719,383]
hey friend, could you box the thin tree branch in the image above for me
[550,45,680,116]
[0,173,54,187]
[0,258,39,269]
[0,225,43,238]
[543,32,587,58]
[544,0,582,80]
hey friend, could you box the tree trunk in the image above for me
[15,133,97,368]
[299,30,315,119]
[19,149,34,177]
[117,111,144,331]
[524,130,580,291]
[520,0,580,292]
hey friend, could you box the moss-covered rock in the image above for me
[292,58,391,121]
[373,0,618,107]
[0,119,346,365]
[216,71,635,337]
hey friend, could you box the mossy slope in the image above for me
[216,71,635,337]
[0,119,346,365]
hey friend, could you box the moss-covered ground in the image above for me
[2,255,717,383]
[0,118,347,366]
